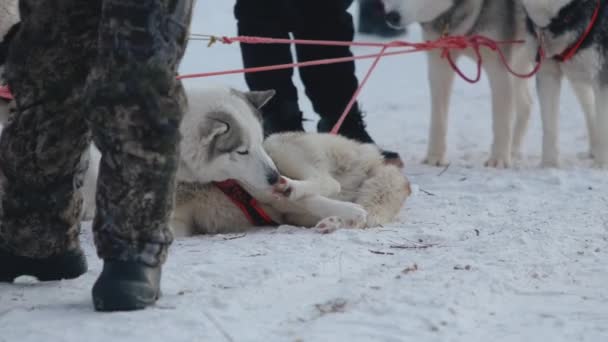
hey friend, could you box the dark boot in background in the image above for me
[0,249,87,282]
[357,0,406,38]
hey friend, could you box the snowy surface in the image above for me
[1,1,608,341]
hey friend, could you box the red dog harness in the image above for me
[214,180,278,226]
[554,0,601,62]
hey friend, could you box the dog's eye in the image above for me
[236,150,249,156]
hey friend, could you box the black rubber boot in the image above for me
[0,248,87,282]
[358,0,407,38]
[92,260,161,312]
[262,100,305,137]
[317,109,403,167]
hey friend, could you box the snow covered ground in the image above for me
[1,1,608,341]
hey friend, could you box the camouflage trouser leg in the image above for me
[0,0,101,258]
[85,0,193,266]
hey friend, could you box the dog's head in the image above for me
[178,87,281,193]
[521,0,597,56]
[381,0,456,28]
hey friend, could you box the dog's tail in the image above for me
[355,164,410,227]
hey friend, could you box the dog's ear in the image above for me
[243,90,276,110]
[199,116,230,142]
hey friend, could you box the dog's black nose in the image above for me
[385,11,402,27]
[266,170,280,185]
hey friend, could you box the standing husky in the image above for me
[172,87,410,236]
[521,0,606,168]
[382,0,533,168]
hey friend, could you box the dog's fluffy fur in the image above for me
[171,87,410,236]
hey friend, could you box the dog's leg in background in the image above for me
[484,59,515,168]
[536,60,563,168]
[354,165,410,227]
[593,86,608,168]
[510,53,534,160]
[569,80,596,158]
[424,50,456,167]
[512,77,533,160]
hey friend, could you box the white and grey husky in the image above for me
[382,0,599,168]
[171,87,411,236]
[521,0,607,168]
[382,0,534,168]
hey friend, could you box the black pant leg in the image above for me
[292,0,360,121]
[234,0,298,113]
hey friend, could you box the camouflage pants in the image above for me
[0,0,193,266]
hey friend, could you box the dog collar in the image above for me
[554,0,601,62]
[214,179,278,227]
[0,85,12,101]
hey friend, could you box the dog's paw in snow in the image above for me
[423,154,449,167]
[485,155,511,169]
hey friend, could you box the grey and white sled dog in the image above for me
[382,0,598,168]
[382,0,534,168]
[520,0,606,168]
[171,87,411,236]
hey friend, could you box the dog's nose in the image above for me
[385,11,402,27]
[266,170,280,185]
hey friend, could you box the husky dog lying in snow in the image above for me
[521,0,606,168]
[171,87,411,236]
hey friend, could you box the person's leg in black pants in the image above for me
[234,0,304,135]
[292,0,402,163]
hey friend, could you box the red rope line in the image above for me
[2,34,544,133]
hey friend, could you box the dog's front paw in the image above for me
[485,155,511,169]
[273,176,294,198]
[423,154,449,167]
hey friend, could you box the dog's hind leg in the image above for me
[536,60,563,168]
[424,50,456,167]
[485,58,516,168]
[512,75,533,161]
[354,165,410,227]
[569,80,596,158]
